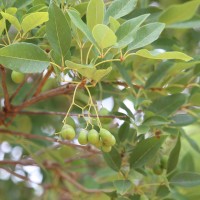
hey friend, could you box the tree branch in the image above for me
[33,66,54,97]
[0,129,101,154]
[0,64,11,111]
[58,171,112,194]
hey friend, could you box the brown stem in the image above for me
[9,76,28,102]
[0,159,36,166]
[58,171,112,194]
[14,83,77,111]
[33,66,54,97]
[0,65,11,111]
[0,129,101,154]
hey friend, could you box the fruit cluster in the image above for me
[57,124,116,152]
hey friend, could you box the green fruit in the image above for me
[60,124,76,140]
[94,138,103,148]
[101,145,112,153]
[153,165,163,175]
[11,71,25,84]
[99,108,112,124]
[78,129,88,145]
[99,128,113,145]
[87,129,99,145]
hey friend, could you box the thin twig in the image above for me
[59,171,112,194]
[33,67,54,97]
[0,129,101,154]
[0,65,11,111]
[9,76,28,101]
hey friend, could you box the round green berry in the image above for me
[78,129,88,145]
[99,128,113,145]
[64,117,76,129]
[87,129,99,145]
[101,145,112,153]
[11,71,25,84]
[60,124,76,140]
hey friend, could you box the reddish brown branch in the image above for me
[0,129,101,154]
[14,83,77,111]
[33,66,54,97]
[0,159,36,166]
[9,76,28,101]
[0,64,11,111]
[58,171,112,194]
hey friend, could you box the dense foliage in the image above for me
[0,0,200,199]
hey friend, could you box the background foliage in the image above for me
[0,0,200,199]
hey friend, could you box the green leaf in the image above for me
[46,3,71,59]
[65,60,112,82]
[143,116,169,126]
[1,11,21,31]
[92,24,117,49]
[167,17,200,29]
[159,0,200,25]
[145,61,172,89]
[103,147,122,171]
[114,180,132,195]
[156,185,170,198]
[0,43,49,73]
[128,23,165,50]
[182,131,200,153]
[22,12,48,35]
[167,135,181,174]
[0,19,5,36]
[87,0,104,31]
[104,0,138,24]
[170,172,200,187]
[148,94,188,117]
[170,114,197,126]
[67,9,96,45]
[115,62,133,90]
[129,136,167,168]
[109,16,120,32]
[135,49,193,62]
[189,93,200,106]
[115,14,150,48]
[118,122,130,142]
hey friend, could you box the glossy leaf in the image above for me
[114,180,132,195]
[118,122,130,142]
[148,94,188,117]
[115,14,150,48]
[167,135,181,174]
[170,114,197,126]
[65,60,112,82]
[0,19,5,36]
[1,11,21,31]
[87,0,104,31]
[135,49,193,61]
[22,12,48,35]
[46,3,71,59]
[103,147,121,171]
[67,9,96,44]
[159,0,200,25]
[0,43,49,73]
[143,116,169,126]
[170,172,200,187]
[189,93,200,106]
[128,23,165,50]
[104,0,138,24]
[109,16,120,32]
[92,24,117,49]
[145,61,172,89]
[129,136,167,168]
